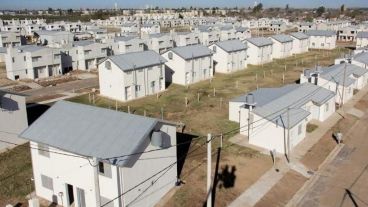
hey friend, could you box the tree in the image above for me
[178,13,184,19]
[253,3,263,13]
[48,7,53,13]
[316,6,325,16]
[340,4,345,13]
[67,9,73,14]
[285,4,289,11]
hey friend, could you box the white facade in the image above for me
[109,37,145,55]
[244,40,273,65]
[162,47,213,85]
[37,31,75,48]
[70,41,109,71]
[356,32,368,48]
[29,122,177,207]
[140,24,160,35]
[5,46,62,80]
[270,38,293,59]
[308,35,337,50]
[144,34,174,54]
[99,57,166,102]
[209,42,247,74]
[0,32,24,47]
[290,36,309,54]
[173,32,199,47]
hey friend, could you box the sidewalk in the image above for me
[228,85,368,207]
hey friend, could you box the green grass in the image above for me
[0,144,33,205]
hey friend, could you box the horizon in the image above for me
[1,0,367,10]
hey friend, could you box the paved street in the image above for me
[294,94,368,207]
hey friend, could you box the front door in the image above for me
[125,86,131,100]
[66,184,74,206]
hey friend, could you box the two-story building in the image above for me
[244,37,273,65]
[99,50,166,102]
[290,32,309,54]
[162,45,213,85]
[356,32,368,49]
[270,34,293,59]
[109,36,145,55]
[143,33,174,54]
[70,40,110,71]
[306,30,337,50]
[0,31,25,47]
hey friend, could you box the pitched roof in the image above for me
[20,101,161,167]
[353,52,368,65]
[290,32,309,40]
[357,31,368,39]
[306,30,336,37]
[15,45,48,53]
[108,50,166,71]
[232,83,335,129]
[319,63,367,86]
[271,34,293,43]
[114,36,141,42]
[170,45,213,60]
[215,40,247,53]
[246,37,273,47]
[36,30,73,36]
[73,40,96,46]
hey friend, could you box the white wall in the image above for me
[291,37,309,54]
[271,40,293,59]
[246,43,273,65]
[356,37,368,48]
[0,92,28,134]
[309,35,337,50]
[209,45,247,74]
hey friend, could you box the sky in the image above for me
[0,0,367,10]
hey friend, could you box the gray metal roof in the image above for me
[73,40,96,47]
[114,36,141,43]
[215,40,247,53]
[36,30,73,36]
[271,34,293,43]
[15,45,48,53]
[353,52,368,65]
[108,50,167,71]
[246,37,273,47]
[232,83,335,129]
[235,26,248,32]
[170,45,212,60]
[20,101,162,167]
[0,47,6,53]
[306,30,336,37]
[290,32,309,40]
[357,32,368,39]
[319,63,367,86]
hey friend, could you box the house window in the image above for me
[12,57,15,63]
[41,174,53,190]
[98,161,105,174]
[325,103,329,112]
[105,61,111,70]
[23,56,26,61]
[135,85,141,91]
[168,52,173,60]
[32,57,38,62]
[38,143,50,157]
[298,124,302,135]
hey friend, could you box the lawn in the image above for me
[0,144,34,207]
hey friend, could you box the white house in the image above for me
[21,100,177,207]
[290,32,309,54]
[244,37,273,65]
[356,32,368,49]
[162,45,213,85]
[235,26,251,41]
[121,23,139,34]
[0,90,28,151]
[300,63,368,104]
[143,33,174,54]
[298,22,317,33]
[269,21,287,33]
[36,31,75,48]
[306,30,337,50]
[0,31,25,47]
[219,25,237,41]
[99,50,166,102]
[70,40,110,71]
[140,23,160,35]
[229,83,335,154]
[270,34,293,59]
[23,24,44,36]
[337,26,358,42]
[173,32,199,47]
[5,45,63,80]
[351,52,368,69]
[109,36,145,55]
[208,40,247,74]
[194,26,221,46]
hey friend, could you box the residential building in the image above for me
[269,21,287,33]
[290,32,309,54]
[99,50,166,102]
[70,40,110,71]
[162,45,213,85]
[300,63,368,104]
[219,25,237,41]
[270,34,293,59]
[143,33,174,54]
[21,100,177,207]
[235,26,251,41]
[0,31,25,47]
[5,45,63,80]
[244,37,273,65]
[209,40,247,74]
[337,26,358,42]
[172,32,199,47]
[229,83,335,153]
[140,23,160,35]
[121,23,139,34]
[194,26,221,46]
[109,36,145,55]
[306,30,337,50]
[356,32,368,48]
[298,22,317,33]
[36,31,75,48]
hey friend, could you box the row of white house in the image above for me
[228,60,368,154]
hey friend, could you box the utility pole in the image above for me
[286,108,290,163]
[341,62,347,106]
[93,157,101,206]
[207,133,212,207]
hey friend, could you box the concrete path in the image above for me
[0,131,27,153]
[228,86,368,207]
